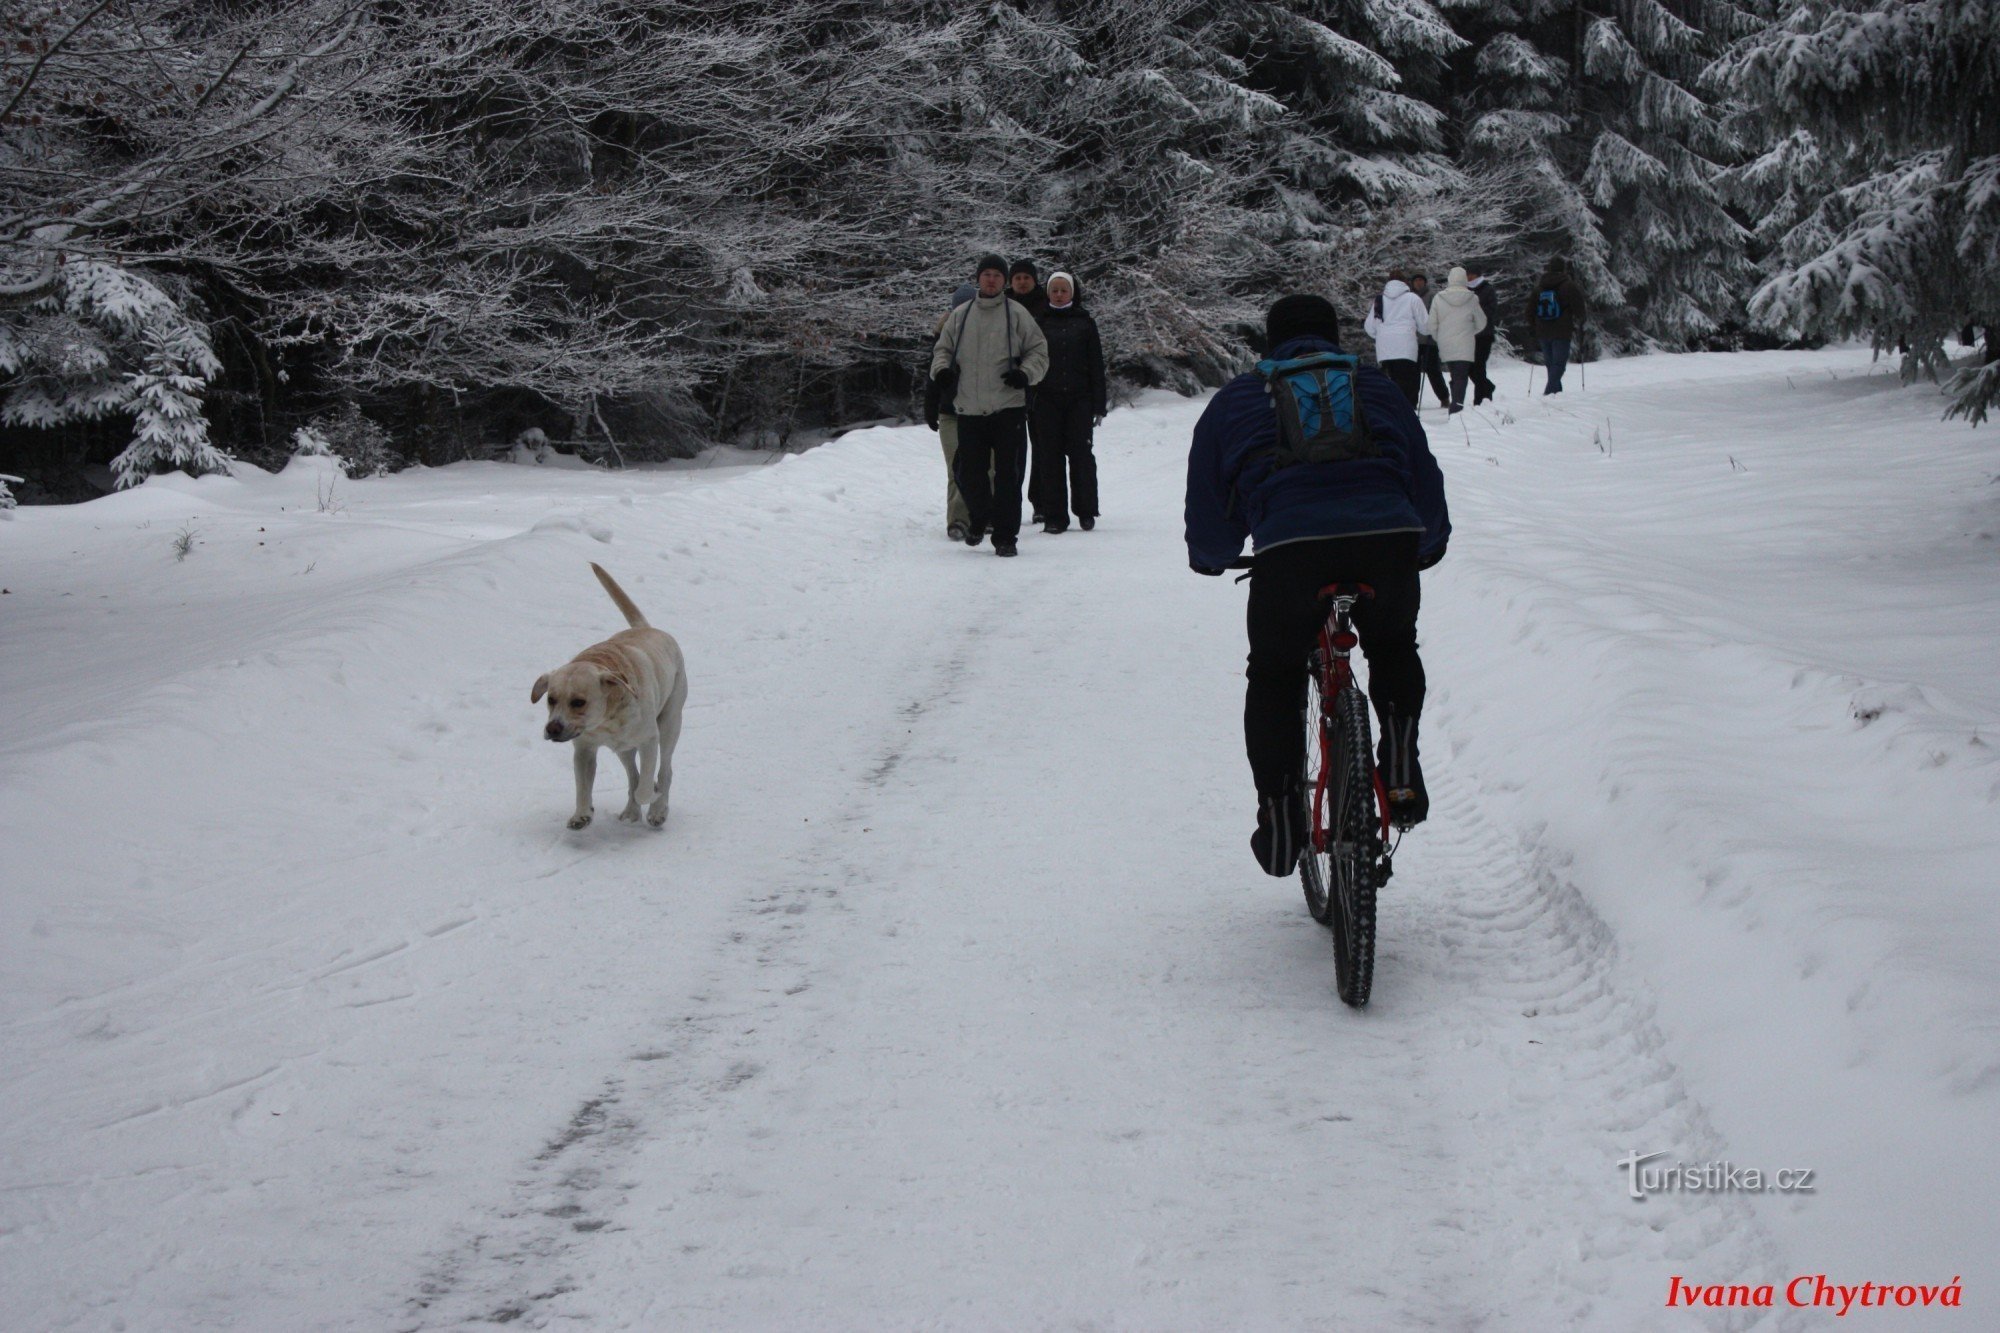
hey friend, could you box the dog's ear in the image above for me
[601,673,630,695]
[531,673,550,703]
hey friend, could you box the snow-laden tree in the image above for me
[1713,0,2000,421]
[1442,0,1753,347]
[0,260,226,486]
[2,0,372,484]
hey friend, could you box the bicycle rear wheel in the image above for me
[1327,681,1380,1007]
[1299,662,1333,925]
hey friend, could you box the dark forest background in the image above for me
[3,0,1994,502]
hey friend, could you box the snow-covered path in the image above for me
[3,347,1993,1329]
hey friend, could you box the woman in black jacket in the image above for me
[1028,271,1109,532]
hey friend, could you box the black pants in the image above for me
[1417,344,1449,407]
[1380,359,1419,406]
[1244,533,1424,801]
[954,408,1027,542]
[1029,395,1098,521]
[1472,332,1496,401]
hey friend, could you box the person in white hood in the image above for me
[1428,266,1490,413]
[1361,272,1429,405]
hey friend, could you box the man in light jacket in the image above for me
[1362,272,1429,407]
[931,254,1050,557]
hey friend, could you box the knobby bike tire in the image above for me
[1299,660,1333,925]
[1328,681,1379,1007]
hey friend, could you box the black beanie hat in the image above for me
[1009,258,1038,281]
[976,253,1008,278]
[1265,294,1341,350]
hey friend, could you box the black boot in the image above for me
[1250,783,1309,876]
[1377,709,1428,829]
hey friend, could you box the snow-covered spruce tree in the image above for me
[1713,0,2000,421]
[1441,0,1754,347]
[1,0,370,485]
[0,260,227,487]
[968,0,1476,383]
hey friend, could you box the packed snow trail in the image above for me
[2,348,1993,1329]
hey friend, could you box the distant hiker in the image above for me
[1362,272,1429,407]
[1007,259,1048,319]
[1028,271,1108,533]
[926,283,994,542]
[1408,273,1451,410]
[1466,265,1499,404]
[931,254,1049,557]
[1526,259,1589,395]
[1428,267,1489,414]
[1008,259,1051,516]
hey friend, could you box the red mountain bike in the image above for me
[1299,583,1393,1008]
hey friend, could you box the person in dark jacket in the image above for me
[1186,294,1450,875]
[1028,271,1109,532]
[1526,259,1588,394]
[1466,265,1500,404]
[1007,259,1047,318]
[1006,259,1049,514]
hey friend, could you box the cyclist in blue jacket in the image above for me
[1186,294,1450,876]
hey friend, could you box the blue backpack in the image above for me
[1253,351,1376,467]
[1537,286,1563,321]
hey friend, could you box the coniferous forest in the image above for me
[3,0,1996,501]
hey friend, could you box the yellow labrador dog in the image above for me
[533,564,687,830]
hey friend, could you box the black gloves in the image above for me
[1190,560,1225,577]
[1001,368,1029,389]
[1417,545,1445,571]
[925,410,939,432]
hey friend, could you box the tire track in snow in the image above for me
[400,434,1797,1329]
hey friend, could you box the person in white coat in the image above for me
[1428,267,1490,413]
[1361,272,1429,406]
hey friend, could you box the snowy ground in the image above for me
[2,346,1993,1330]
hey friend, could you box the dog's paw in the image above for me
[567,811,593,830]
[618,804,643,823]
[647,802,668,828]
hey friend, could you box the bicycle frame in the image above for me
[1309,589,1392,853]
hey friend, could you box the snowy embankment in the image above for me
[1,346,1993,1329]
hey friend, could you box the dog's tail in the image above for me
[591,563,649,628]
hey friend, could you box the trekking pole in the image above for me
[1527,360,1536,396]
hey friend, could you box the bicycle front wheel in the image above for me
[1327,681,1380,1007]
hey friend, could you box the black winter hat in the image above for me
[976,253,1008,278]
[1265,294,1341,350]
[1009,258,1038,281]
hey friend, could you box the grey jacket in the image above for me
[930,292,1049,416]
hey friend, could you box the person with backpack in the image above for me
[1526,259,1589,394]
[1408,272,1452,410]
[931,253,1049,557]
[1466,265,1500,404]
[1185,294,1450,876]
[1428,267,1489,414]
[1361,271,1430,406]
[1028,271,1108,532]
